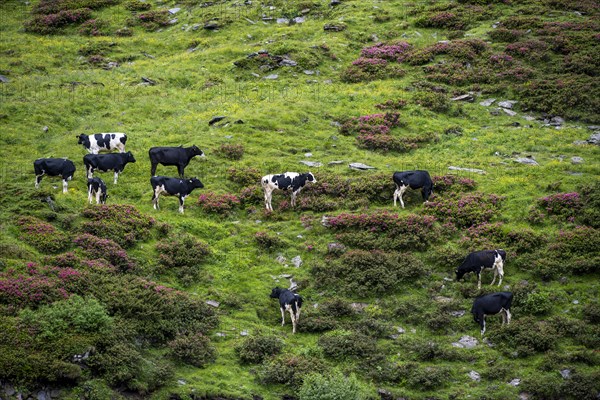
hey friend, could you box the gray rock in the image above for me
[293,17,305,23]
[489,108,501,116]
[323,23,346,32]
[572,299,579,304]
[509,378,521,386]
[453,335,478,349]
[42,126,48,132]
[522,115,536,121]
[479,98,496,106]
[192,23,201,30]
[216,332,226,337]
[498,100,517,109]
[587,125,600,131]
[204,21,219,30]
[571,156,584,164]
[276,255,287,265]
[321,215,332,227]
[279,58,297,67]
[503,108,518,117]
[141,76,156,85]
[514,157,539,166]
[291,255,302,268]
[389,334,399,340]
[396,326,405,334]
[168,18,178,25]
[587,132,600,145]
[434,296,453,303]
[350,302,369,312]
[300,160,322,167]
[327,242,346,253]
[37,391,47,400]
[304,70,315,75]
[264,74,279,80]
[304,152,313,157]
[5,385,16,396]
[518,393,529,400]
[469,371,481,382]
[289,278,298,291]
[328,160,344,165]
[178,380,187,385]
[450,310,466,317]
[492,22,500,28]
[240,330,248,336]
[277,18,289,24]
[448,166,486,174]
[168,7,181,14]
[330,0,341,5]
[206,300,220,308]
[349,162,376,170]
[549,116,564,126]
[451,94,474,102]
[560,369,571,379]
[573,140,588,145]
[251,72,260,78]
[0,74,9,83]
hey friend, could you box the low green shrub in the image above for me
[17,216,69,254]
[80,205,155,248]
[298,314,338,333]
[258,354,326,388]
[254,231,283,250]
[155,234,210,286]
[340,57,405,83]
[168,332,216,367]
[424,192,504,228]
[320,297,353,317]
[413,90,451,113]
[235,335,283,364]
[487,317,557,356]
[318,330,376,359]
[197,192,241,215]
[227,166,262,186]
[218,143,245,160]
[299,372,365,400]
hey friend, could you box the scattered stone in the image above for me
[522,115,536,121]
[301,8,311,14]
[300,160,322,167]
[178,380,187,385]
[450,310,466,317]
[216,332,226,337]
[573,140,587,145]
[587,132,600,145]
[571,156,584,164]
[192,23,201,30]
[240,330,248,336]
[492,21,500,28]
[5,385,16,396]
[321,215,332,227]
[303,70,315,75]
[587,125,600,131]
[514,157,539,166]
[279,58,297,66]
[451,94,474,102]
[378,388,393,400]
[330,0,341,5]
[503,108,518,117]
[509,378,521,387]
[169,7,181,14]
[560,369,571,379]
[327,242,346,254]
[548,116,564,126]
[489,108,501,116]
[105,61,119,69]
[328,160,344,165]
[350,302,369,312]
[452,335,478,349]
[142,52,155,59]
[349,162,376,170]
[291,256,302,268]
[0,75,9,83]
[264,74,278,80]
[168,18,178,25]
[206,300,220,308]
[276,255,287,265]
[323,23,346,31]
[141,76,156,85]
[396,326,406,334]
[304,152,313,157]
[293,17,305,23]
[479,98,496,106]
[469,371,481,382]
[42,126,48,132]
[277,18,289,24]
[519,393,529,400]
[572,299,579,304]
[498,100,517,109]
[448,166,486,174]
[204,21,219,30]
[37,391,47,400]
[434,296,453,303]
[209,116,226,125]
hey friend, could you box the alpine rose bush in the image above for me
[197,192,240,214]
[538,192,582,222]
[17,216,69,254]
[81,205,155,248]
[424,192,504,228]
[74,234,135,272]
[361,41,412,60]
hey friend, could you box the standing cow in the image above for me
[270,287,303,334]
[83,152,136,184]
[33,158,76,194]
[150,176,204,214]
[76,133,127,154]
[456,250,507,290]
[392,170,433,208]
[261,172,316,211]
[471,292,513,335]
[148,145,205,178]
[87,177,108,204]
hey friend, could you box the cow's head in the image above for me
[191,145,205,158]
[270,287,283,298]
[306,172,316,184]
[76,134,89,146]
[100,194,109,204]
[455,269,466,281]
[125,152,136,163]
[189,177,204,189]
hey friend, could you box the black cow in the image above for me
[150,176,204,214]
[33,158,76,194]
[270,287,303,334]
[392,170,433,208]
[87,177,108,204]
[471,292,513,335]
[261,172,316,211]
[149,145,205,178]
[83,152,136,184]
[76,133,127,154]
[456,250,507,290]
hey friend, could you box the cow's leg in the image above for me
[505,308,511,325]
[289,307,297,334]
[96,190,101,205]
[280,307,286,326]
[150,162,157,176]
[264,188,273,211]
[62,179,68,194]
[477,272,482,290]
[177,165,185,179]
[481,316,486,336]
[178,196,185,214]
[398,185,407,208]
[152,188,161,210]
[496,262,504,287]
[393,187,399,207]
[113,171,118,185]
[490,267,498,286]
[88,186,93,204]
[291,191,297,207]
[87,166,94,179]
[35,173,44,189]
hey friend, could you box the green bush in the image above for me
[583,302,600,324]
[404,364,451,390]
[254,231,283,250]
[17,216,69,254]
[318,330,376,359]
[299,372,366,400]
[519,291,553,315]
[258,354,326,388]
[218,143,245,160]
[579,182,600,228]
[81,205,155,248]
[227,166,262,186]
[235,335,283,364]
[487,317,557,356]
[413,91,451,113]
[168,332,216,367]
[320,297,353,317]
[155,234,210,285]
[298,314,338,333]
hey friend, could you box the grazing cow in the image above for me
[148,145,205,178]
[393,170,433,208]
[76,133,127,154]
[456,250,507,290]
[83,152,136,184]
[261,172,316,211]
[471,292,513,335]
[150,176,204,214]
[33,158,76,194]
[87,177,108,204]
[270,287,303,334]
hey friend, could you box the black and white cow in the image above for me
[83,152,136,184]
[270,287,303,334]
[471,292,513,335]
[456,249,507,290]
[76,133,127,154]
[392,170,433,208]
[148,145,205,178]
[87,177,108,204]
[261,172,316,211]
[150,176,204,214]
[33,158,76,194]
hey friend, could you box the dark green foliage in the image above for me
[413,91,451,113]
[401,363,451,390]
[487,317,557,356]
[352,317,392,338]
[258,355,326,388]
[318,330,377,359]
[129,10,171,31]
[17,216,69,253]
[340,58,405,83]
[227,166,262,186]
[425,192,504,228]
[168,332,216,367]
[235,335,283,364]
[579,182,600,228]
[297,314,338,333]
[399,337,465,362]
[124,0,150,11]
[320,297,353,317]
[254,231,283,250]
[78,18,107,36]
[522,370,600,400]
[583,302,600,324]
[518,291,553,315]
[218,143,245,160]
[80,205,155,248]
[488,28,528,43]
[299,372,365,400]
[155,234,210,285]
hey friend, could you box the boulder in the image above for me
[498,100,517,109]
[349,162,376,170]
[571,156,584,164]
[479,98,496,107]
[514,157,539,166]
[300,160,322,167]
[451,94,474,102]
[206,300,220,308]
[291,256,302,268]
[468,371,481,382]
[452,335,478,349]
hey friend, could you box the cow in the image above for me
[150,176,204,214]
[261,172,316,211]
[76,133,127,154]
[87,177,108,204]
[456,250,507,290]
[33,158,76,194]
[471,292,513,335]
[392,170,433,208]
[148,145,205,178]
[270,287,303,334]
[83,152,136,184]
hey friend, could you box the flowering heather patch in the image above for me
[505,40,550,60]
[432,175,477,194]
[227,166,262,186]
[81,204,155,248]
[17,216,69,254]
[489,53,514,66]
[32,0,119,15]
[424,192,504,228]
[254,231,282,250]
[360,42,412,60]
[537,192,582,221]
[340,112,402,136]
[459,222,506,251]
[132,10,171,30]
[156,234,210,285]
[78,18,107,36]
[375,99,407,110]
[400,39,489,65]
[341,57,405,83]
[74,234,135,272]
[488,28,527,43]
[218,144,245,160]
[239,185,263,205]
[198,192,240,214]
[24,8,92,34]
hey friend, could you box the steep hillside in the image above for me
[0,0,599,399]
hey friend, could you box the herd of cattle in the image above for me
[32,133,513,336]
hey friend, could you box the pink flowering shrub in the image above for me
[239,185,264,205]
[488,28,527,43]
[197,192,241,214]
[81,205,155,248]
[254,231,282,250]
[505,40,550,60]
[432,175,477,194]
[78,18,107,36]
[489,53,514,66]
[341,57,405,83]
[424,192,504,228]
[375,99,407,110]
[24,8,92,34]
[537,192,582,222]
[74,234,135,272]
[17,216,69,254]
[459,222,506,252]
[218,144,245,160]
[361,42,412,60]
[131,10,171,30]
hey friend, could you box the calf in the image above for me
[33,158,76,194]
[83,152,136,184]
[270,287,303,334]
[149,145,205,178]
[456,249,506,290]
[393,170,433,208]
[471,292,513,335]
[150,176,204,214]
[261,172,316,211]
[87,177,108,204]
[76,133,127,154]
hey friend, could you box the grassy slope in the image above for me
[0,0,599,399]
